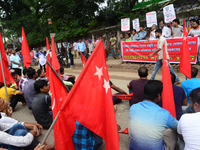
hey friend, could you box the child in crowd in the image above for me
[37,69,46,80]
[68,43,75,69]
[32,79,52,129]
[10,72,20,89]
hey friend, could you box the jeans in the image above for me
[69,55,74,68]
[3,124,39,150]
[150,59,180,81]
[111,49,119,59]
[11,95,26,111]
[40,65,46,72]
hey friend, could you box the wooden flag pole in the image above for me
[0,50,10,109]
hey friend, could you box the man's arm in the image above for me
[148,48,161,57]
[182,98,188,106]
[111,84,127,94]
[127,83,130,89]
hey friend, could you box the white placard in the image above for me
[132,18,140,32]
[146,11,157,27]
[121,18,130,32]
[163,4,176,23]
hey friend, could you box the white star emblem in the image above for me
[22,37,23,41]
[103,79,110,93]
[94,66,103,80]
[52,98,55,110]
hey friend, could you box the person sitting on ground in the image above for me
[10,72,19,89]
[0,81,26,111]
[178,88,200,150]
[32,80,52,129]
[24,68,38,110]
[127,67,149,106]
[129,80,178,150]
[136,25,147,40]
[110,81,127,104]
[36,69,46,80]
[19,68,29,92]
[181,67,200,104]
[159,73,188,120]
[172,19,183,37]
[60,67,75,84]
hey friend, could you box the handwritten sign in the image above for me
[121,18,130,32]
[122,37,198,64]
[163,4,176,23]
[132,18,140,32]
[146,11,157,27]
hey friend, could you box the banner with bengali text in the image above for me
[122,37,198,64]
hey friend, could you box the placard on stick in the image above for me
[163,4,176,23]
[121,18,130,32]
[146,11,157,27]
[132,18,140,32]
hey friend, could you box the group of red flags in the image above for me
[0,21,192,149]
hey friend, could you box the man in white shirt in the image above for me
[149,24,157,40]
[87,39,95,55]
[178,88,200,150]
[172,19,183,38]
[148,29,180,83]
[73,41,79,59]
[159,21,172,38]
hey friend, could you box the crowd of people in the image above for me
[0,18,200,150]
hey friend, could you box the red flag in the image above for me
[179,20,191,79]
[80,52,87,66]
[162,44,176,118]
[51,37,60,71]
[59,40,119,150]
[21,27,31,68]
[113,93,133,100]
[0,34,10,85]
[122,127,129,134]
[46,37,51,79]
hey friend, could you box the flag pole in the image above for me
[0,49,10,109]
[46,60,69,93]
[40,111,60,146]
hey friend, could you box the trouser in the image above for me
[93,133,103,150]
[105,49,108,58]
[111,48,119,59]
[40,64,46,72]
[69,56,74,68]
[66,78,75,85]
[74,50,79,59]
[13,68,21,76]
[11,95,26,111]
[112,93,123,104]
[2,124,39,150]
[163,129,178,150]
[150,59,180,81]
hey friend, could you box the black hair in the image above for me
[27,68,36,79]
[173,19,180,24]
[60,67,64,73]
[132,29,136,33]
[138,67,148,77]
[194,20,199,25]
[23,68,28,76]
[127,33,131,38]
[189,88,200,105]
[160,20,165,24]
[191,67,198,78]
[111,32,114,35]
[98,35,102,38]
[37,69,42,77]
[34,79,48,93]
[11,72,17,77]
[170,72,176,84]
[190,19,196,22]
[140,25,144,28]
[155,29,162,34]
[120,32,124,37]
[144,80,163,101]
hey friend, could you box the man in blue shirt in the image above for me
[136,25,147,40]
[77,39,87,57]
[10,49,22,76]
[129,80,178,150]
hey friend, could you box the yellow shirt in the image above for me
[188,25,200,32]
[110,37,117,49]
[0,87,19,102]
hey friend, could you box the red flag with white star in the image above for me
[46,37,51,79]
[59,39,119,149]
[21,27,31,68]
[179,20,191,79]
[162,44,176,118]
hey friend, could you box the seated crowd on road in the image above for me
[1,18,200,150]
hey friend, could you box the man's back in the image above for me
[24,79,37,108]
[129,100,177,150]
[129,79,148,106]
[178,112,200,150]
[32,93,52,128]
[181,78,200,102]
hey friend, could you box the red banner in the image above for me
[122,37,198,64]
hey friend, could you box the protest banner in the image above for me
[163,4,176,23]
[121,37,198,64]
[121,18,130,32]
[146,11,157,27]
[132,18,140,32]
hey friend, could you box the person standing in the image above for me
[68,43,75,69]
[103,35,109,59]
[6,48,11,69]
[73,41,79,59]
[34,48,46,72]
[77,39,87,58]
[118,33,126,56]
[110,33,119,59]
[148,29,180,83]
[87,39,95,56]
[159,21,172,38]
[149,24,157,40]
[10,49,22,76]
[136,25,147,40]
[131,29,138,41]
[18,50,24,69]
[172,19,183,38]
